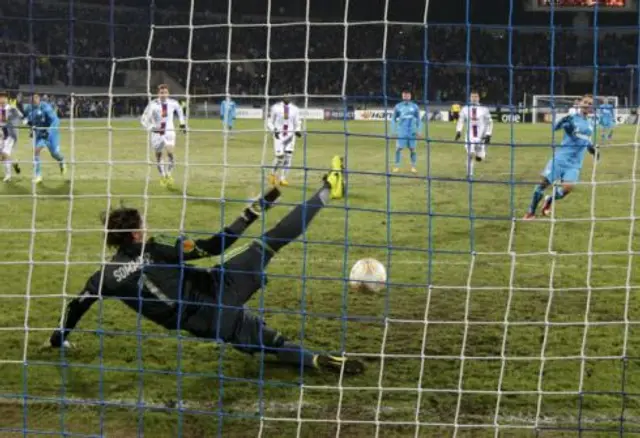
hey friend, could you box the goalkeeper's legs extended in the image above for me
[222,156,344,302]
[226,311,363,375]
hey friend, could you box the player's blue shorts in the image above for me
[34,131,60,153]
[600,124,614,138]
[396,136,417,149]
[542,159,581,183]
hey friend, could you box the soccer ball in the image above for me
[349,258,387,292]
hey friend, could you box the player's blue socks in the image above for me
[34,155,42,177]
[50,150,64,163]
[410,150,417,167]
[528,185,545,214]
[553,187,566,200]
[394,148,402,166]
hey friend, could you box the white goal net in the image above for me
[1,0,640,437]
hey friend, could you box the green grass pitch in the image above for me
[0,119,639,437]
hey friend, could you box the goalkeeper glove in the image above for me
[454,131,461,141]
[483,135,491,144]
[588,145,600,161]
[295,131,302,138]
[180,124,187,134]
[274,131,280,140]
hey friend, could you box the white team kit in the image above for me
[268,101,302,185]
[140,98,185,152]
[0,103,21,156]
[268,101,302,155]
[456,104,493,160]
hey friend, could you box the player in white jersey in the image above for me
[267,95,302,186]
[455,91,493,177]
[141,84,186,187]
[568,99,580,116]
[0,91,23,182]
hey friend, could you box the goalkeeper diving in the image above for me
[49,156,364,375]
[523,94,598,220]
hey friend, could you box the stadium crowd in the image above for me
[0,0,637,106]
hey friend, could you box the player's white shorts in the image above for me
[150,131,176,152]
[273,134,295,155]
[465,139,486,159]
[0,137,15,156]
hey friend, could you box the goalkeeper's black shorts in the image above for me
[185,242,272,341]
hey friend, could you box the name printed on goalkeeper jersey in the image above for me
[114,254,153,283]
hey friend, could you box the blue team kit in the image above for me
[542,113,594,183]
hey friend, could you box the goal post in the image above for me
[532,94,620,124]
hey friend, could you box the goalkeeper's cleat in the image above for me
[522,212,536,221]
[159,176,168,187]
[541,196,553,217]
[13,163,21,175]
[33,175,43,185]
[59,162,67,176]
[243,186,281,222]
[166,174,175,188]
[279,179,289,187]
[3,175,11,183]
[268,173,278,186]
[315,354,365,376]
[411,167,417,174]
[392,167,400,173]
[323,155,345,200]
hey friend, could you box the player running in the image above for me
[268,95,301,187]
[523,94,598,220]
[24,93,66,184]
[0,91,23,182]
[391,88,421,174]
[455,90,493,178]
[220,97,237,132]
[141,84,187,188]
[48,156,362,374]
[597,97,615,146]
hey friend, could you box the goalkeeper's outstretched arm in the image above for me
[49,272,101,347]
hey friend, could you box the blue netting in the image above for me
[2,0,640,436]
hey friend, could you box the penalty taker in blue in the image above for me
[391,87,421,174]
[24,93,67,184]
[49,156,364,375]
[524,94,599,220]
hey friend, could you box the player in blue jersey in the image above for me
[220,97,237,131]
[523,94,599,220]
[391,89,421,173]
[25,94,66,184]
[596,97,615,146]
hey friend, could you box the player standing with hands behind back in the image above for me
[391,88,422,174]
[141,84,186,188]
[268,94,301,187]
[455,90,493,178]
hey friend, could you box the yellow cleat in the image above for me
[60,162,67,176]
[33,176,43,184]
[324,155,344,200]
[279,179,289,187]
[315,354,365,375]
[166,174,175,188]
[392,167,400,173]
[411,167,417,174]
[268,173,278,186]
[160,176,168,187]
